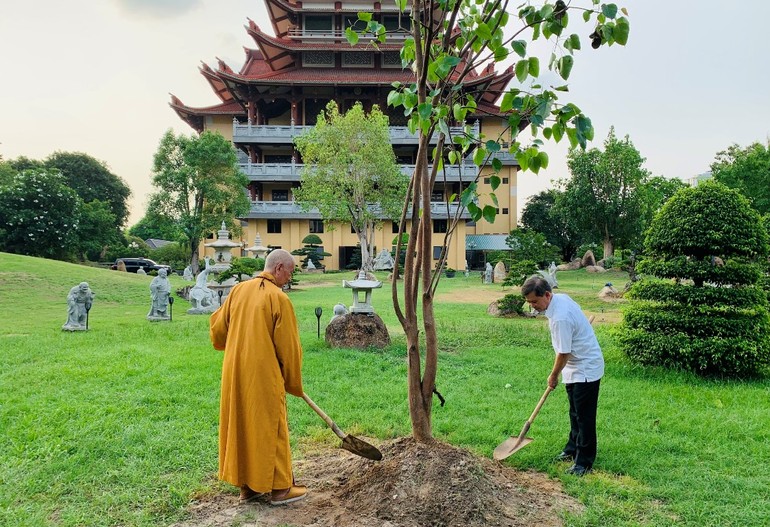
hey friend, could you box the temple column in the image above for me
[247,101,256,125]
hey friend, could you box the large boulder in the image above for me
[493,261,507,283]
[581,250,596,267]
[557,259,582,271]
[325,313,390,349]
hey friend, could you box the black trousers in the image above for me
[563,379,601,468]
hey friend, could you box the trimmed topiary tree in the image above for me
[619,181,770,377]
[291,234,331,268]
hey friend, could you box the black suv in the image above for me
[110,258,173,274]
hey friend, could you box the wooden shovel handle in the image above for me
[302,393,345,440]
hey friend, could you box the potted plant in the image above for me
[445,267,456,278]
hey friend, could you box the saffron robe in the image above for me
[210,272,304,492]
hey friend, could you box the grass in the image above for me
[1,252,769,526]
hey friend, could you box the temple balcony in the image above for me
[245,200,471,220]
[238,161,479,182]
[233,121,478,146]
[286,28,410,41]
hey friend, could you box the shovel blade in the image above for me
[341,434,383,461]
[493,436,533,461]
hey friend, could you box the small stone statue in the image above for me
[331,303,349,322]
[306,258,316,270]
[62,282,94,331]
[147,269,171,321]
[372,249,395,271]
[182,266,194,281]
[188,258,218,314]
[484,262,493,284]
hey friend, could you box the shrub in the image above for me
[502,260,538,287]
[291,234,331,268]
[496,293,527,316]
[505,228,561,268]
[620,182,770,377]
[149,242,190,271]
[215,257,264,283]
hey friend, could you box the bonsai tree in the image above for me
[291,234,331,269]
[620,181,770,377]
[214,257,264,283]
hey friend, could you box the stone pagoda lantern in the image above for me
[245,232,269,260]
[205,221,242,272]
[343,270,382,314]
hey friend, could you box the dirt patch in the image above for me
[172,438,581,527]
[437,287,514,305]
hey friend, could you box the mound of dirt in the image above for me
[173,438,581,527]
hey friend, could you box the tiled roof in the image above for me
[466,234,511,251]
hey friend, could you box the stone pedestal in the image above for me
[325,313,390,349]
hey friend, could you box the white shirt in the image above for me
[544,294,604,383]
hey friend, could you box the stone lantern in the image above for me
[342,270,382,314]
[205,221,242,272]
[245,232,269,260]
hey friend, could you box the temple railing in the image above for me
[246,200,471,219]
[233,121,478,146]
[239,161,479,182]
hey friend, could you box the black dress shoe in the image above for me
[566,464,591,476]
[554,451,574,462]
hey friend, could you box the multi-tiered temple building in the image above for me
[171,0,519,271]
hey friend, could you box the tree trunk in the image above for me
[603,237,614,262]
[190,240,200,275]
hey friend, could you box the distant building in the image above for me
[170,0,519,271]
[684,171,713,186]
[145,239,173,250]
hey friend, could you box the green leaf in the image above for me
[543,127,552,140]
[569,33,581,51]
[492,158,503,172]
[397,0,407,10]
[583,10,591,22]
[528,57,540,77]
[448,151,458,165]
[602,3,618,19]
[486,140,501,152]
[515,60,529,83]
[467,202,482,221]
[387,90,403,107]
[500,93,513,113]
[558,55,574,80]
[418,102,433,120]
[358,12,372,22]
[538,151,549,169]
[494,45,509,62]
[517,150,530,171]
[614,17,630,45]
[482,205,497,223]
[489,191,499,206]
[473,147,487,166]
[345,27,359,45]
[461,183,477,207]
[489,175,501,191]
[476,22,493,40]
[511,40,527,58]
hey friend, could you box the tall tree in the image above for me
[149,129,249,273]
[294,102,407,272]
[521,189,580,262]
[559,128,649,257]
[351,1,631,440]
[710,141,770,215]
[0,169,82,260]
[45,152,132,227]
[74,199,122,261]
[128,211,183,242]
[638,175,687,232]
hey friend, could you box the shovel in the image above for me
[493,385,553,460]
[302,393,383,461]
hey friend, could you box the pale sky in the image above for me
[2,0,769,226]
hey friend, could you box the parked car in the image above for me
[110,258,173,274]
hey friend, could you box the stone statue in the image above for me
[147,269,171,321]
[464,259,470,278]
[306,258,316,270]
[484,262,493,284]
[188,258,218,314]
[136,267,146,275]
[372,249,395,271]
[331,303,349,322]
[182,266,194,281]
[62,282,94,331]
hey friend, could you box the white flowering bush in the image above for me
[0,169,83,259]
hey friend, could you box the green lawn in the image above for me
[1,252,768,526]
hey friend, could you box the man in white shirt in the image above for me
[522,276,604,476]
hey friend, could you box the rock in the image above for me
[557,259,581,271]
[599,284,622,300]
[487,301,501,317]
[325,313,390,349]
[493,261,507,283]
[585,265,607,273]
[581,250,596,267]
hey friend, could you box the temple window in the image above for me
[309,219,324,233]
[272,189,289,201]
[382,52,402,68]
[304,14,333,33]
[433,219,448,233]
[342,52,374,68]
[303,51,334,67]
[267,219,282,233]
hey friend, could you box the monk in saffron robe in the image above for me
[210,249,307,505]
